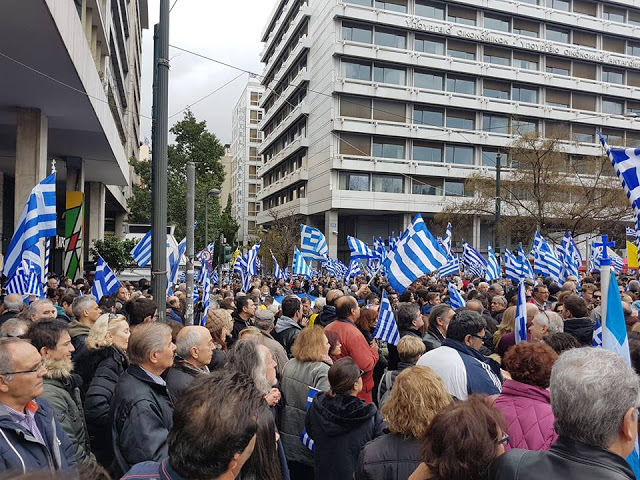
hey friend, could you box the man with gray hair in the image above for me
[111,322,176,473]
[254,308,288,374]
[67,294,102,388]
[528,311,564,342]
[0,318,29,338]
[0,294,24,326]
[165,326,213,402]
[490,348,640,480]
[28,299,56,323]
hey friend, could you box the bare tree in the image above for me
[258,206,304,270]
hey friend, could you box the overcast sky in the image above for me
[141,0,279,145]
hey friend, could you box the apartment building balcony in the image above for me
[259,137,309,176]
[259,101,310,153]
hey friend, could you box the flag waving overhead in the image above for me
[485,244,501,281]
[92,256,121,301]
[442,223,452,256]
[382,214,448,294]
[557,232,581,283]
[130,229,152,268]
[300,225,328,261]
[272,254,285,281]
[462,243,487,278]
[168,237,187,287]
[345,259,362,282]
[514,279,528,344]
[293,247,312,279]
[246,242,261,276]
[372,291,400,346]
[347,236,378,259]
[3,173,56,279]
[532,232,562,282]
[447,281,466,309]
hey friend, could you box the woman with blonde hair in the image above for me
[493,306,516,350]
[84,313,131,466]
[356,366,452,479]
[279,326,332,478]
[205,308,234,370]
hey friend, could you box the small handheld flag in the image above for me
[92,256,121,301]
[447,282,466,309]
[372,291,400,346]
[514,279,527,344]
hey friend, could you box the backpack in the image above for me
[377,370,395,407]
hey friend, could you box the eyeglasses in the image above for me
[593,295,602,299]
[470,333,488,341]
[358,369,364,377]
[0,360,46,376]
[498,433,510,446]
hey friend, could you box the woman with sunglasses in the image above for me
[305,357,386,480]
[409,395,508,480]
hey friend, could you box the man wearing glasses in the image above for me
[0,338,77,473]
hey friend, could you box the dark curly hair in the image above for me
[503,341,558,388]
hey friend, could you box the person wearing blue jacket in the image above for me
[0,338,77,474]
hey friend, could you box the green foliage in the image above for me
[126,110,226,249]
[220,194,239,245]
[90,236,138,274]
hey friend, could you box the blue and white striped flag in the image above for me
[347,236,377,260]
[5,262,27,297]
[627,226,638,238]
[300,225,328,261]
[504,248,520,282]
[382,214,448,294]
[485,244,501,281]
[168,237,187,288]
[130,229,152,268]
[247,242,261,276]
[515,279,528,344]
[23,259,44,298]
[200,272,211,326]
[293,247,312,279]
[591,244,624,273]
[211,269,219,285]
[234,251,248,276]
[518,245,535,280]
[272,254,284,281]
[592,318,603,347]
[373,237,387,262]
[557,232,581,283]
[42,238,51,286]
[3,173,57,279]
[442,223,452,256]
[532,232,562,281]
[372,291,400,346]
[178,271,186,283]
[92,256,121,301]
[345,259,362,282]
[438,255,460,277]
[462,243,487,278]
[300,386,321,452]
[388,233,398,253]
[447,281,466,309]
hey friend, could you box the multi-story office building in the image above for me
[232,79,265,245]
[219,144,234,208]
[257,0,640,259]
[0,0,147,277]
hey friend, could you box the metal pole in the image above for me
[494,152,502,256]
[185,162,195,325]
[218,232,224,290]
[205,197,209,252]
[151,1,170,321]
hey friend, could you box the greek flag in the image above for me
[462,243,487,278]
[42,238,51,285]
[518,245,535,280]
[442,223,452,256]
[272,254,284,281]
[23,259,44,298]
[293,247,312,279]
[345,259,362,282]
[130,229,152,268]
[486,244,501,281]
[168,237,187,287]
[515,279,528,344]
[447,281,466,309]
[388,234,398,253]
[382,214,448,294]
[300,386,321,452]
[300,224,328,261]
[367,257,381,273]
[627,227,638,238]
[178,271,186,283]
[5,262,27,296]
[91,256,121,301]
[557,232,581,283]
[592,319,603,347]
[3,173,57,279]
[246,242,261,276]
[373,237,387,261]
[347,236,377,259]
[532,232,562,281]
[373,291,400,345]
[591,244,624,273]
[438,255,460,277]
[200,272,211,326]
[234,251,248,276]
[504,248,520,282]
[211,269,219,285]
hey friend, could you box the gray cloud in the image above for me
[141,0,278,145]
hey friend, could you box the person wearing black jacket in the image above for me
[561,294,595,345]
[306,357,386,480]
[110,322,175,475]
[273,296,303,358]
[230,296,256,343]
[387,303,427,370]
[316,289,343,327]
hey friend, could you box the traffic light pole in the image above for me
[217,233,224,290]
[185,162,195,325]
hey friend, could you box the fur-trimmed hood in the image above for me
[43,357,74,380]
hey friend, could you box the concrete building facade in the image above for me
[0,0,147,276]
[232,79,265,245]
[257,0,640,260]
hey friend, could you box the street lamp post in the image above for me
[204,188,221,250]
[494,152,502,257]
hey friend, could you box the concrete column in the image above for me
[403,213,412,231]
[114,212,127,238]
[15,109,48,229]
[324,210,339,258]
[472,215,481,248]
[86,182,105,259]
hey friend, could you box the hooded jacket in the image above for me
[55,305,71,323]
[0,398,77,473]
[564,317,595,345]
[165,356,209,403]
[40,358,97,470]
[316,305,337,327]
[493,379,558,452]
[305,392,386,480]
[273,316,302,358]
[67,321,96,391]
[355,432,422,480]
[230,311,250,344]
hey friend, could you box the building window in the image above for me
[339,133,370,156]
[372,175,404,193]
[340,95,372,118]
[373,99,406,122]
[629,72,640,87]
[512,85,538,103]
[573,30,597,48]
[447,75,475,95]
[546,89,570,108]
[342,22,373,43]
[342,59,371,81]
[573,124,595,143]
[513,18,539,37]
[484,14,510,32]
[374,0,407,13]
[445,180,468,196]
[601,128,624,146]
[602,36,625,54]
[602,68,624,85]
[374,27,406,49]
[445,145,474,165]
[412,177,442,195]
[483,114,509,134]
[546,121,570,140]
[546,0,569,11]
[482,149,508,167]
[546,26,569,43]
[546,57,570,75]
[344,0,372,6]
[413,142,443,163]
[573,0,597,16]
[250,92,260,106]
[628,42,640,57]
[339,173,370,191]
[483,79,510,100]
[512,119,538,135]
[415,0,445,20]
[630,10,640,26]
[483,46,511,66]
[372,137,405,159]
[572,92,596,111]
[414,107,444,126]
[448,5,476,25]
[513,51,539,70]
[602,98,624,115]
[373,63,406,85]
[572,61,596,80]
[447,39,476,60]
[415,34,445,55]
[415,70,444,90]
[446,110,475,130]
[603,5,626,23]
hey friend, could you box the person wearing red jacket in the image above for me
[325,296,378,403]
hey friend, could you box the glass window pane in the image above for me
[573,0,597,16]
[628,42,640,58]
[484,14,510,32]
[448,5,476,25]
[447,75,475,94]
[603,5,626,23]
[573,61,596,80]
[546,89,570,107]
[413,142,443,163]
[340,95,372,118]
[344,0,372,6]
[374,28,406,49]
[372,137,405,159]
[447,39,476,60]
[546,121,570,140]
[412,177,442,195]
[602,98,624,115]
[415,34,445,55]
[372,175,403,193]
[445,180,467,196]
[373,99,406,122]
[572,92,596,111]
[374,64,406,85]
[547,0,569,11]
[630,10,640,26]
[483,79,510,99]
[602,68,624,85]
[343,60,372,81]
[447,110,475,129]
[513,51,539,70]
[339,133,370,155]
[546,56,570,75]
[602,36,625,54]
[512,119,538,135]
[483,46,511,65]
[483,114,509,134]
[342,22,373,43]
[629,71,640,87]
[415,0,444,19]
[415,70,444,90]
[513,18,539,37]
[573,30,597,48]
[482,149,508,167]
[374,0,407,13]
[573,124,595,143]
[513,85,538,103]
[546,26,569,43]
[601,128,624,146]
[414,107,444,126]
[445,145,474,165]
[340,172,370,191]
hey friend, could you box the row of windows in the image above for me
[262,120,307,162]
[250,91,262,107]
[263,0,307,66]
[262,86,307,137]
[338,171,470,196]
[249,109,263,125]
[263,54,307,115]
[263,182,307,209]
[341,59,640,110]
[263,20,308,88]
[344,0,640,27]
[263,150,306,187]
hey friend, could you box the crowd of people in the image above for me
[0,271,638,479]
